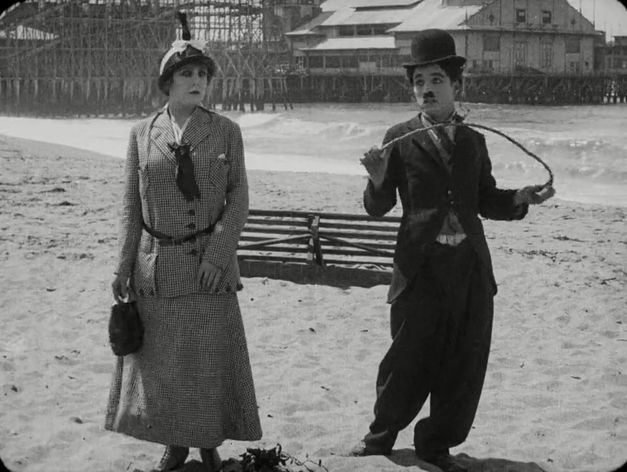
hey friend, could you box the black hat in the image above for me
[158,12,217,94]
[402,29,466,69]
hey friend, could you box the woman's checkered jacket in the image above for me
[115,106,249,298]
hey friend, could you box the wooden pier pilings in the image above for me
[287,72,627,106]
[0,0,293,118]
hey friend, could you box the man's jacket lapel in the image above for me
[410,121,449,172]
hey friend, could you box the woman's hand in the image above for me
[112,274,129,303]
[360,146,391,190]
[197,260,223,291]
[514,184,556,205]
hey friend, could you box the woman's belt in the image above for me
[142,221,215,246]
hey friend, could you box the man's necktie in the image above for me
[433,125,455,158]
[427,124,455,167]
[168,142,201,201]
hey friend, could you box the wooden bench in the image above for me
[237,209,401,288]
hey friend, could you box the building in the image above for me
[286,0,418,75]
[287,0,599,76]
[597,35,627,73]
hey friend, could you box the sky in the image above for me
[567,0,627,40]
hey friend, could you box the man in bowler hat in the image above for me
[352,29,554,471]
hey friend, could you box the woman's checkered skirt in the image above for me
[104,292,262,447]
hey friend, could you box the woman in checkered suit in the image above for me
[105,16,262,472]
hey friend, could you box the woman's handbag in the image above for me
[108,301,144,356]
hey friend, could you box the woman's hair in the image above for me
[406,59,464,85]
[160,60,213,96]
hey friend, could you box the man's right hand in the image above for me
[360,145,391,190]
[112,274,129,303]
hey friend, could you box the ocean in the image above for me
[0,103,625,207]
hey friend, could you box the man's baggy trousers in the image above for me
[364,239,494,458]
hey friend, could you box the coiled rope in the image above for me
[381,121,554,189]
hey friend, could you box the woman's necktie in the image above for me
[168,142,201,201]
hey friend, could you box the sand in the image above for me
[0,134,625,472]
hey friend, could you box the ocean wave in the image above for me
[487,135,627,184]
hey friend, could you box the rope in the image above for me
[381,121,554,189]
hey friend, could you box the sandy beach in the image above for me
[0,133,625,472]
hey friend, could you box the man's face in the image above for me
[412,64,457,121]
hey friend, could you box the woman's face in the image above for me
[167,63,209,107]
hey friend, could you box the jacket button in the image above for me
[188,209,195,216]
[447,190,453,197]
[187,222,196,230]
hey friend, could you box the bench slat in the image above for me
[240,234,395,247]
[319,224,398,233]
[319,230,397,241]
[249,208,401,223]
[245,218,309,227]
[239,247,392,258]
[238,254,393,267]
[241,227,311,236]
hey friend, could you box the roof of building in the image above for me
[390,0,482,32]
[321,0,420,11]
[321,6,413,26]
[285,11,334,35]
[0,24,57,40]
[300,36,397,51]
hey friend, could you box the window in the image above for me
[569,61,581,73]
[516,9,526,23]
[565,37,580,54]
[514,40,527,65]
[341,56,358,68]
[356,24,371,36]
[372,24,389,35]
[395,55,411,66]
[325,56,341,68]
[540,41,553,68]
[308,55,323,68]
[483,33,500,52]
[542,10,552,24]
[339,25,354,36]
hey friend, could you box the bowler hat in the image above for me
[158,12,216,94]
[402,29,466,69]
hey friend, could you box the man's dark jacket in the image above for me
[364,114,528,302]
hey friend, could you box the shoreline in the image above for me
[0,132,625,210]
[1,133,626,472]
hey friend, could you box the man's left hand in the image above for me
[514,184,555,205]
[197,260,223,291]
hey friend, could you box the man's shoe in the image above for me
[349,441,392,457]
[199,447,222,472]
[420,453,468,472]
[151,445,189,472]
